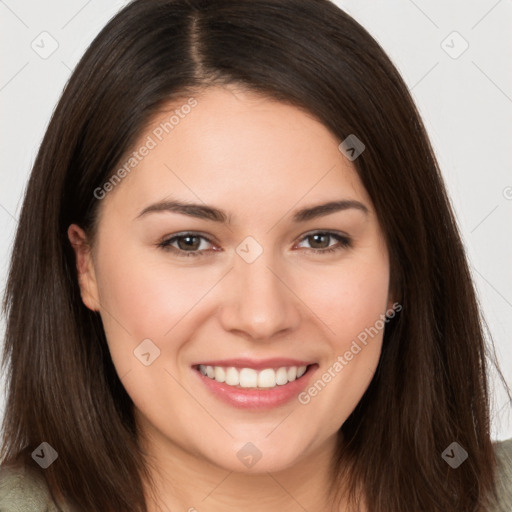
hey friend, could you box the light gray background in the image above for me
[1,0,511,440]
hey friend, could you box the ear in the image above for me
[67,224,100,312]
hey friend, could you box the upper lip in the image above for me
[192,358,315,370]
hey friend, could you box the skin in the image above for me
[68,85,392,512]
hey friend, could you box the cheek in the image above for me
[92,241,224,367]
[95,233,210,323]
[299,251,389,423]
[298,251,390,342]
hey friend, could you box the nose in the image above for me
[218,249,301,341]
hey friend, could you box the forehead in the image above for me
[99,86,373,223]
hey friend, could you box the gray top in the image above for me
[1,438,511,510]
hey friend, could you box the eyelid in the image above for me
[157,229,352,257]
[293,231,352,255]
[293,229,350,244]
[157,231,218,253]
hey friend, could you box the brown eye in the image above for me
[297,231,352,254]
[158,233,215,257]
[175,235,201,251]
[307,233,331,249]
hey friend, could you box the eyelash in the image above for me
[157,231,352,258]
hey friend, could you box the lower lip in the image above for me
[193,365,318,410]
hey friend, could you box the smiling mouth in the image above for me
[193,364,315,389]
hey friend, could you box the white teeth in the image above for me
[275,367,289,385]
[239,368,258,388]
[197,364,310,389]
[214,366,226,383]
[225,367,240,386]
[258,368,276,388]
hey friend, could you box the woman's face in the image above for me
[70,85,393,474]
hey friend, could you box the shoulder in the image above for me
[0,463,60,511]
[1,442,511,511]
[491,437,512,512]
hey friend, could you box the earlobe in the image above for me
[67,224,100,312]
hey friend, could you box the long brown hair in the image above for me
[1,0,509,510]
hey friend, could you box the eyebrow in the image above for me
[136,198,369,223]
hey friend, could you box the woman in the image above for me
[0,0,510,510]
